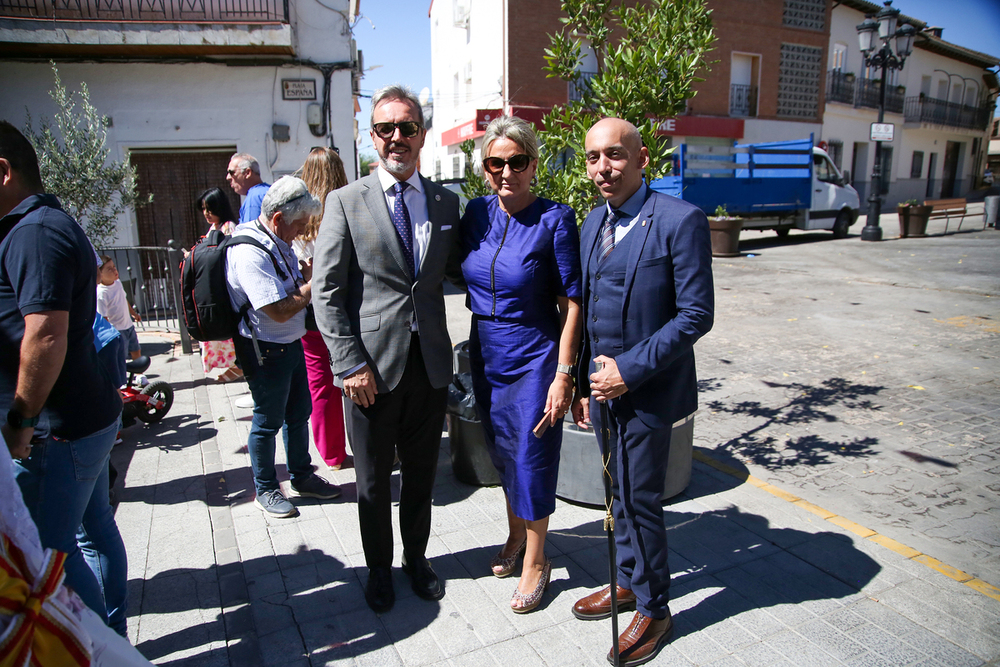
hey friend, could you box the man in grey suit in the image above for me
[313,85,463,613]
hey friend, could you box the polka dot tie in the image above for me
[391,181,415,277]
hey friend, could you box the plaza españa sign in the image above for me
[282,79,317,101]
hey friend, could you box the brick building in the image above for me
[423,0,997,207]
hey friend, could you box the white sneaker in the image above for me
[137,374,150,387]
[235,396,254,409]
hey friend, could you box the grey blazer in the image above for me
[313,172,462,393]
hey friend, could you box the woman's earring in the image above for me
[531,175,538,186]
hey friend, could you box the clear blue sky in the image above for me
[351,0,1000,156]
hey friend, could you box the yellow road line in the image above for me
[691,450,1000,602]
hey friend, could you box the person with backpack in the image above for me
[194,187,243,383]
[224,176,341,518]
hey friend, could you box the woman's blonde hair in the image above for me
[298,147,348,242]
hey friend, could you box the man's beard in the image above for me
[380,143,416,176]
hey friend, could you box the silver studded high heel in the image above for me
[510,559,551,614]
[490,538,527,578]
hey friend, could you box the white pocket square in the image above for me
[440,225,453,230]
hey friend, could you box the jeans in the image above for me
[242,338,314,494]
[14,416,129,636]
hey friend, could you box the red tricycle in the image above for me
[120,356,174,427]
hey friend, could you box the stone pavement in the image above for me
[113,206,999,666]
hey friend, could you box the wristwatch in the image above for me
[556,363,574,375]
[7,408,40,430]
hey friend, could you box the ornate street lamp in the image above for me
[856,1,915,241]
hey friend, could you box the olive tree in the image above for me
[24,64,151,249]
[464,0,716,222]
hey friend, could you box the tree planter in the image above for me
[708,217,743,257]
[897,205,931,238]
[555,415,695,507]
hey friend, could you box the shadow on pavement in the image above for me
[131,548,438,664]
[549,506,880,640]
[705,377,885,468]
[665,506,881,638]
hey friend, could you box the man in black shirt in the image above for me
[0,120,129,636]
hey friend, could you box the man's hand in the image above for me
[2,424,33,460]
[300,258,313,284]
[344,364,378,408]
[571,394,590,429]
[590,355,628,403]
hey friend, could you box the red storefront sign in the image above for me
[442,107,549,146]
[656,116,744,139]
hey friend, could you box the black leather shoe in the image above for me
[365,566,394,613]
[402,555,444,601]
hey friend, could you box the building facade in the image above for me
[0,0,362,249]
[424,0,996,210]
[823,0,998,207]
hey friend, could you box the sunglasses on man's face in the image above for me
[372,121,423,139]
[482,154,532,175]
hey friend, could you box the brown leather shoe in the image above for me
[607,610,674,666]
[572,585,637,620]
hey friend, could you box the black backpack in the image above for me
[180,228,287,342]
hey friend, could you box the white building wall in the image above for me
[424,0,503,181]
[823,4,994,207]
[0,0,357,245]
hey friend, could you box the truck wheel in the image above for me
[775,227,791,238]
[832,211,851,239]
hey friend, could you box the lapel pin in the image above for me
[642,220,647,227]
[435,194,441,201]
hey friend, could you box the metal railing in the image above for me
[568,71,598,102]
[826,71,904,113]
[854,77,904,114]
[99,244,192,354]
[729,83,758,117]
[826,70,855,105]
[903,96,993,131]
[0,0,288,22]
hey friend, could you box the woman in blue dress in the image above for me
[460,116,582,613]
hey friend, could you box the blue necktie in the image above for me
[391,181,415,277]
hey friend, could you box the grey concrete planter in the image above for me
[555,415,695,508]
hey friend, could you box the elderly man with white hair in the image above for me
[226,175,341,517]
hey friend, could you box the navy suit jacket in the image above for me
[576,189,715,429]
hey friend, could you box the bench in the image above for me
[923,198,976,234]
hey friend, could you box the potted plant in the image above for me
[708,204,743,257]
[897,199,931,238]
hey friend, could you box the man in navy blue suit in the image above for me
[571,117,714,666]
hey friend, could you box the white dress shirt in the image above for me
[377,166,432,278]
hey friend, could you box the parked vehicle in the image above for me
[651,137,860,238]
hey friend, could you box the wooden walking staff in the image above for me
[597,360,620,667]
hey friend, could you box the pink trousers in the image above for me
[301,330,347,467]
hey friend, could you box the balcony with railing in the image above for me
[0,0,288,22]
[826,69,855,105]
[824,70,904,114]
[904,96,994,131]
[729,83,758,117]
[0,0,292,56]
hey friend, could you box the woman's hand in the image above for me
[544,372,575,426]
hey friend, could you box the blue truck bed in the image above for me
[650,137,814,217]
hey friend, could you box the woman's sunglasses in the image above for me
[482,154,532,174]
[372,121,423,139]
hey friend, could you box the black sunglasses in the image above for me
[372,121,423,139]
[482,154,533,174]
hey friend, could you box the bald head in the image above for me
[585,117,649,208]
